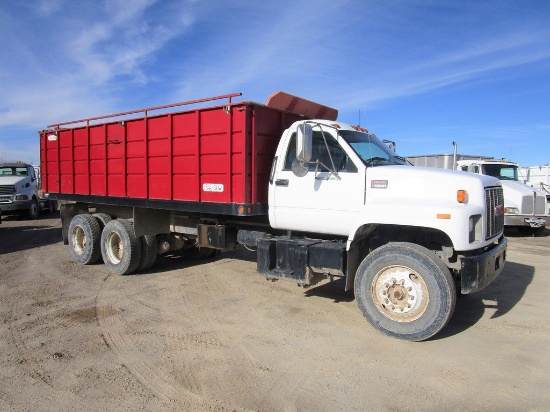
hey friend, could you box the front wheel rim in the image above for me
[371,265,429,322]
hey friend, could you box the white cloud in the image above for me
[36,0,66,17]
[0,0,197,129]
[0,139,40,165]
[335,29,550,111]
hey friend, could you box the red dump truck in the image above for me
[40,91,506,341]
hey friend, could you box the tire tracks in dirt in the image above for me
[96,273,209,409]
[95,257,271,411]
[94,256,315,411]
[2,244,92,411]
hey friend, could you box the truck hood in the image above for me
[500,180,547,197]
[369,165,500,187]
[499,179,548,215]
[366,165,501,206]
[0,176,26,186]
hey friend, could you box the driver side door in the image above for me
[270,130,365,236]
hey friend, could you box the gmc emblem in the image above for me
[495,205,504,216]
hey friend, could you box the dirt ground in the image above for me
[0,213,549,412]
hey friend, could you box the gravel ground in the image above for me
[1,213,549,411]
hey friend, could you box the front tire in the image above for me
[101,219,142,275]
[68,214,102,265]
[28,199,39,219]
[354,242,456,341]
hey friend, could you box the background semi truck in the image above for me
[0,161,56,222]
[39,91,507,341]
[406,150,548,235]
[519,164,550,206]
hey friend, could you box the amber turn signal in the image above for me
[457,190,468,203]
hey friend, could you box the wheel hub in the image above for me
[371,266,428,322]
[386,282,414,311]
[72,226,86,255]
[106,232,124,264]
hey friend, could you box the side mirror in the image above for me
[291,160,309,177]
[296,123,312,162]
[382,139,396,152]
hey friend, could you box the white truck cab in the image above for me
[266,120,506,340]
[0,162,56,221]
[270,121,504,250]
[0,162,41,219]
[457,159,548,234]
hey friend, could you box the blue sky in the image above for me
[1,0,549,167]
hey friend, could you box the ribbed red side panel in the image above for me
[40,101,306,210]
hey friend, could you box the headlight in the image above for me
[504,207,519,214]
[15,195,29,201]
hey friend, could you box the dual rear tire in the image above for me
[101,219,142,275]
[68,214,157,275]
[68,214,102,264]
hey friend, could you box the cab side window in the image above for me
[283,132,357,173]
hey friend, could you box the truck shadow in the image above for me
[504,227,549,238]
[0,220,62,254]
[435,260,534,340]
[129,247,535,341]
[301,260,535,338]
[304,277,355,303]
[136,245,258,276]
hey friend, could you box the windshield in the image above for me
[339,130,408,166]
[482,164,518,181]
[0,166,28,176]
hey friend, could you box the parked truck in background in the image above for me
[39,91,507,341]
[0,161,56,222]
[406,150,548,235]
[520,164,550,208]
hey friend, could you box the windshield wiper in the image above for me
[393,155,409,165]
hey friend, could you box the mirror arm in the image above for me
[314,161,341,180]
[319,128,341,180]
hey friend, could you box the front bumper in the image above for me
[0,200,32,213]
[460,236,507,294]
[505,215,547,228]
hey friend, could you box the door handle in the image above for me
[275,179,289,187]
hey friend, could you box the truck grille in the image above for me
[521,195,547,215]
[0,185,15,203]
[486,187,504,239]
[0,185,15,195]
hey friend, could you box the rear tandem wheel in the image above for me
[100,219,142,275]
[68,214,102,265]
